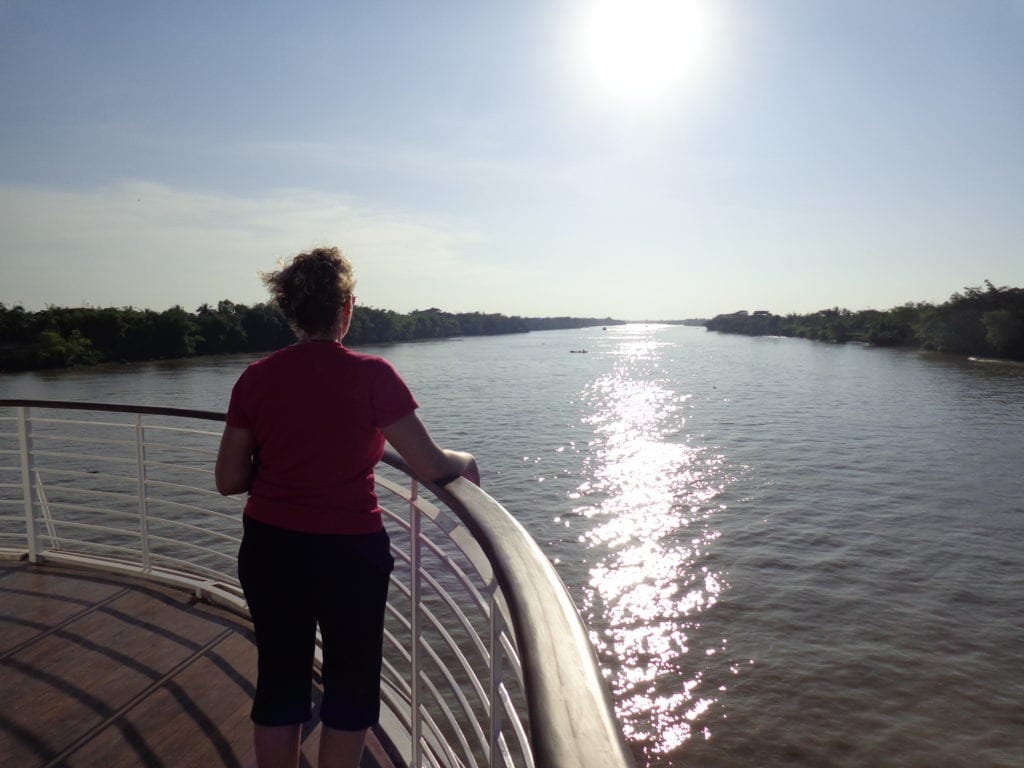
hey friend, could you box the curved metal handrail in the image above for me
[0,399,634,768]
[0,398,227,421]
[397,454,634,768]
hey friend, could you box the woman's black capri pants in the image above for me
[238,515,395,730]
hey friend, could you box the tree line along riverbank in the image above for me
[704,282,1024,361]
[0,301,624,372]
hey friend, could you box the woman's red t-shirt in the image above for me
[225,341,418,534]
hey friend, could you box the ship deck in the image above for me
[0,557,397,768]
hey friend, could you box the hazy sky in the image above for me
[2,1,1022,320]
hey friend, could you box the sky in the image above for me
[1,0,1022,321]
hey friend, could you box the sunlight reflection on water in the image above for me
[570,327,730,758]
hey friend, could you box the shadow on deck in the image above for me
[0,559,397,768]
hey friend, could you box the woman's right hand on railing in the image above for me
[382,413,480,487]
[460,453,481,486]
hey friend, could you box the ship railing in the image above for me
[0,400,634,768]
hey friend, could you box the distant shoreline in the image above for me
[0,302,629,373]
[702,282,1024,362]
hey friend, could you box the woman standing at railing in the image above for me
[215,246,479,768]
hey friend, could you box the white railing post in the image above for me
[16,406,41,563]
[489,592,503,766]
[135,414,151,571]
[409,477,422,768]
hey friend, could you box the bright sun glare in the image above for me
[578,0,708,105]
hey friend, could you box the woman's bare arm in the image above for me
[215,425,258,495]
[382,412,479,485]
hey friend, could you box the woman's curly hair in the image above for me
[261,246,356,336]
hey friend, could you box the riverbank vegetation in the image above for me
[0,301,624,372]
[705,282,1024,360]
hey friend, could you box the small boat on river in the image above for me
[0,399,635,768]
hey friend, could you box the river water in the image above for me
[2,324,1022,767]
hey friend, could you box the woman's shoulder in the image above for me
[341,346,386,364]
[243,345,292,369]
[243,343,401,379]
[341,347,402,375]
[234,345,305,383]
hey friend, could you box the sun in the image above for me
[577,0,708,105]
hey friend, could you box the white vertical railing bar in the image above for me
[16,407,40,563]
[34,470,61,550]
[135,413,151,571]
[499,683,534,768]
[15,405,40,561]
[489,592,502,767]
[409,476,423,768]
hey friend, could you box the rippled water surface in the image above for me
[4,325,1023,767]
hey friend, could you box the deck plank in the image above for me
[0,559,398,767]
[0,567,124,655]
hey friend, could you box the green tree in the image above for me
[0,303,30,340]
[149,306,201,358]
[33,329,99,368]
[866,305,918,347]
[240,303,293,350]
[195,301,248,354]
[983,310,1024,357]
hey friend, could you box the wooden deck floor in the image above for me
[0,558,399,768]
